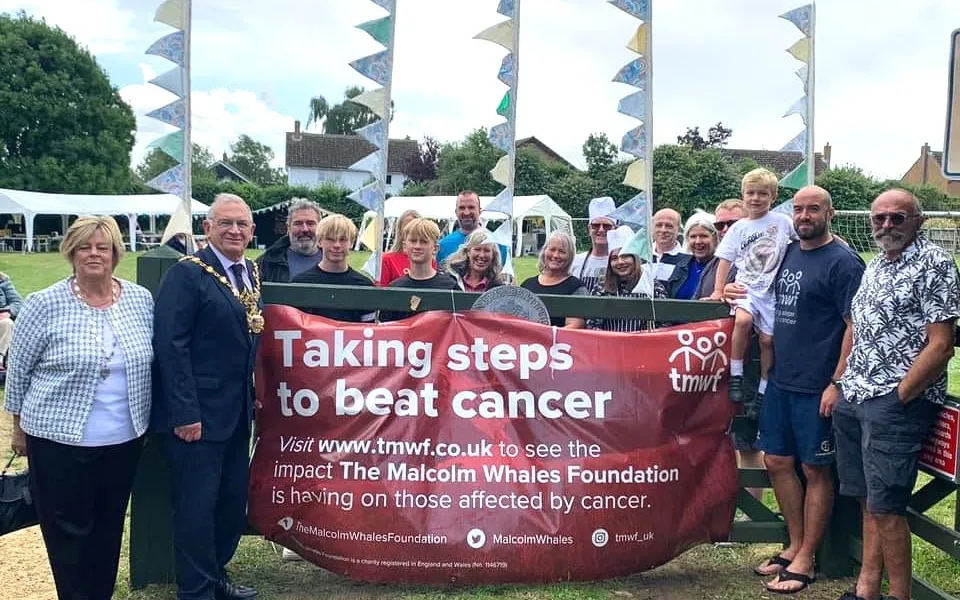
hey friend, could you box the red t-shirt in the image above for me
[378,252,438,286]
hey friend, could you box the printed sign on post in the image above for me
[248,306,739,583]
[920,402,960,483]
[944,29,960,179]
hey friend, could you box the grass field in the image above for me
[0,250,956,599]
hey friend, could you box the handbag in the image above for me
[0,454,39,535]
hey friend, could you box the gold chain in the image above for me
[179,256,264,334]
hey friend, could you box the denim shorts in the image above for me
[833,388,939,515]
[757,381,835,465]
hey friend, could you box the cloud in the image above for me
[9,0,960,185]
[0,0,140,55]
[121,64,295,170]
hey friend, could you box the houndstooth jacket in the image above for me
[4,278,154,444]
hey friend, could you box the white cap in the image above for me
[607,225,636,253]
[588,196,617,224]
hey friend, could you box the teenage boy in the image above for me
[380,218,459,322]
[292,214,374,323]
[711,168,797,403]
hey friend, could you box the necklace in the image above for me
[72,277,120,309]
[98,326,119,380]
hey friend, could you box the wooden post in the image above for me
[130,247,180,590]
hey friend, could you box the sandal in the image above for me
[765,570,816,594]
[753,553,791,576]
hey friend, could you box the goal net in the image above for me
[832,210,960,256]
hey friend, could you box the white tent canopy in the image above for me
[357,194,572,257]
[0,187,208,251]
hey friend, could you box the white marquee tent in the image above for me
[357,194,573,256]
[0,187,209,251]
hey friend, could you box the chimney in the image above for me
[293,119,302,141]
[822,143,832,169]
[221,152,227,162]
[921,143,930,184]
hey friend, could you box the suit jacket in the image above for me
[659,252,693,299]
[694,257,738,300]
[151,246,261,442]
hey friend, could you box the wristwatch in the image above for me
[830,378,842,389]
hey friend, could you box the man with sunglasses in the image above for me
[570,196,617,292]
[832,189,959,600]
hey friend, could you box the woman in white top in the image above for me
[5,215,154,600]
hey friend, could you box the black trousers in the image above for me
[163,423,250,600]
[26,435,144,600]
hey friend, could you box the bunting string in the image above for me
[778,3,816,189]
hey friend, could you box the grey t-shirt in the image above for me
[286,248,322,281]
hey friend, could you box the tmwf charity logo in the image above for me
[668,329,728,393]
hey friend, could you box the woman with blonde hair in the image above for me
[586,226,665,332]
[445,228,504,292]
[5,215,154,600]
[520,230,586,328]
[378,209,431,286]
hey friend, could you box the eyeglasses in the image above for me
[871,213,918,226]
[590,222,614,231]
[714,219,739,231]
[214,219,252,231]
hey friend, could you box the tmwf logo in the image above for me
[667,330,728,393]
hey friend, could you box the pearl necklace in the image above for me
[72,277,120,309]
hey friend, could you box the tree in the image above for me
[307,86,391,135]
[813,165,881,210]
[582,133,619,174]
[136,143,216,185]
[677,122,733,150]
[227,135,285,186]
[428,129,501,195]
[402,136,441,184]
[0,13,136,192]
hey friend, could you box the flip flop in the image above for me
[753,553,791,576]
[765,570,816,595]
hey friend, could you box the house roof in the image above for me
[516,136,577,170]
[211,160,251,183]
[285,132,419,172]
[719,148,829,176]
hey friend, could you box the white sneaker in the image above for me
[282,548,304,561]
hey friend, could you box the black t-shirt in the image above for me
[379,272,461,322]
[521,275,587,327]
[290,266,375,322]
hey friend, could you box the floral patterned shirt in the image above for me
[840,234,960,405]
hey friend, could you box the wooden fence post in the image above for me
[129,247,180,590]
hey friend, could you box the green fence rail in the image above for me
[131,249,959,598]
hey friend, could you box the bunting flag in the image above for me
[146,31,185,67]
[146,0,192,247]
[779,161,808,190]
[345,0,397,279]
[149,67,185,98]
[148,130,185,162]
[945,29,960,179]
[778,3,815,187]
[610,0,653,263]
[478,1,520,248]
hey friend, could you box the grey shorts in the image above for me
[832,389,939,515]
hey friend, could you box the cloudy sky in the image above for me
[3,0,959,180]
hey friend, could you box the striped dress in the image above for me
[585,279,667,333]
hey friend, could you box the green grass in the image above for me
[1,250,957,599]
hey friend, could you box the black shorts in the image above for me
[832,389,939,515]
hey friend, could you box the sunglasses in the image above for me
[714,219,739,231]
[871,212,918,226]
[590,222,615,231]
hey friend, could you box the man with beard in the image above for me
[437,190,508,266]
[256,198,323,282]
[729,185,864,593]
[832,189,958,600]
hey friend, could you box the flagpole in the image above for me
[373,3,397,283]
[644,4,654,227]
[805,2,816,186]
[183,0,194,248]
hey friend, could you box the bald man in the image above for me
[652,208,684,262]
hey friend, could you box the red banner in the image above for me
[920,402,960,482]
[250,305,738,583]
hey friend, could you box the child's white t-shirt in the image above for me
[714,212,796,292]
